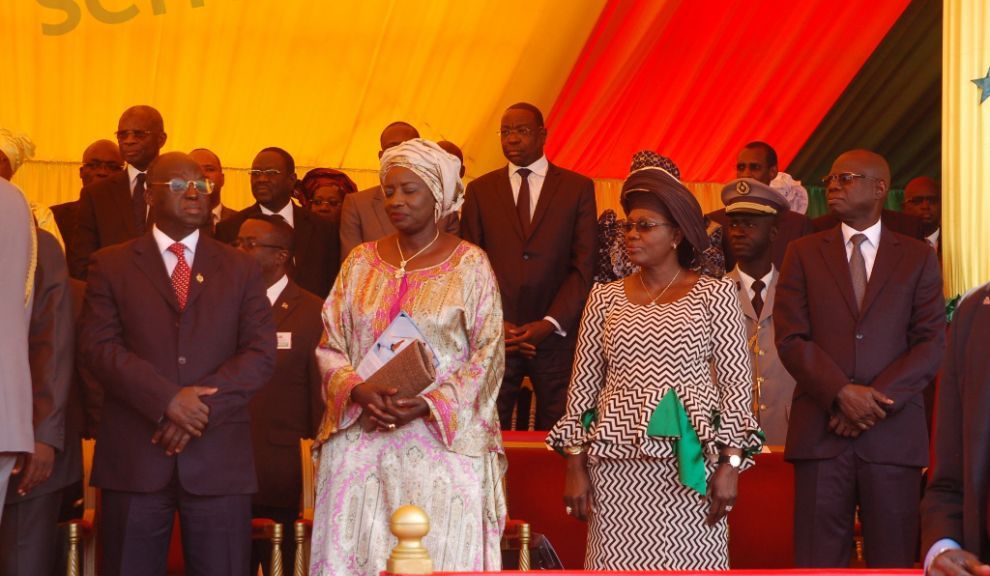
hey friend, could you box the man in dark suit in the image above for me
[234,214,323,575]
[0,229,78,575]
[338,122,458,261]
[69,106,167,280]
[216,147,340,298]
[901,176,941,253]
[461,102,597,430]
[53,140,124,243]
[774,149,945,568]
[79,152,276,575]
[707,141,813,271]
[921,283,990,575]
[189,148,236,235]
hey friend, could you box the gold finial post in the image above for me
[386,505,433,574]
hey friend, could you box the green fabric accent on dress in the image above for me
[647,389,707,495]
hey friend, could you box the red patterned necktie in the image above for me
[168,242,190,310]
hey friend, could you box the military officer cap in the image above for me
[721,178,790,216]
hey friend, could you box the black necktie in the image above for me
[516,168,532,234]
[751,279,765,317]
[133,172,147,232]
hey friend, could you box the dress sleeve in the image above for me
[421,252,505,448]
[314,254,363,442]
[707,279,763,452]
[546,282,611,449]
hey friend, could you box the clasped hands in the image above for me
[930,549,990,576]
[151,386,217,456]
[351,381,429,431]
[10,442,55,496]
[829,383,894,438]
[505,320,554,359]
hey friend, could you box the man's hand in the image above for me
[504,321,524,355]
[930,548,990,576]
[165,386,218,437]
[836,384,892,428]
[828,412,865,437]
[12,442,55,496]
[151,420,194,456]
[514,319,555,359]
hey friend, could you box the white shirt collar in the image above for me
[152,225,200,256]
[127,164,145,192]
[260,200,294,228]
[508,154,549,177]
[926,227,940,247]
[735,265,774,300]
[211,202,225,225]
[267,274,289,305]
[840,218,882,249]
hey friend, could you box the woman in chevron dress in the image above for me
[547,166,763,570]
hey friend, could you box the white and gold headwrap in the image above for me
[0,129,36,176]
[379,138,464,220]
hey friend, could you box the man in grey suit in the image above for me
[339,122,457,261]
[0,178,36,524]
[0,229,76,575]
[722,178,796,446]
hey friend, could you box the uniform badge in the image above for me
[281,302,289,309]
[736,181,751,195]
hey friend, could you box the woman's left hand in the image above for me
[373,396,430,431]
[706,462,739,526]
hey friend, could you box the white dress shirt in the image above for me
[152,225,199,275]
[926,228,940,252]
[127,164,146,194]
[508,155,549,219]
[266,274,288,305]
[841,219,882,280]
[261,201,295,228]
[736,266,774,305]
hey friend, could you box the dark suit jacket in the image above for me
[69,171,140,280]
[813,208,923,239]
[215,203,340,299]
[80,233,276,495]
[51,199,79,247]
[460,162,598,344]
[6,231,79,504]
[708,208,813,271]
[922,284,990,560]
[250,280,323,509]
[774,225,945,466]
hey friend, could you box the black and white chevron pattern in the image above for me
[547,275,760,454]
[585,456,728,570]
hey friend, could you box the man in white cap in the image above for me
[722,178,796,446]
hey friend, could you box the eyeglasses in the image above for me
[497,126,536,138]
[83,160,124,171]
[619,220,675,233]
[903,195,939,206]
[736,162,766,172]
[821,172,879,187]
[249,169,282,178]
[310,198,341,207]
[148,178,214,195]
[231,238,287,251]
[115,130,158,140]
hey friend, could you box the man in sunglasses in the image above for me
[775,149,945,568]
[79,152,275,575]
[70,106,167,280]
[233,214,323,575]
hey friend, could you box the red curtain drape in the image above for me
[545,0,911,182]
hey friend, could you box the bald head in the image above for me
[117,105,167,171]
[80,139,123,187]
[120,105,164,132]
[825,149,890,229]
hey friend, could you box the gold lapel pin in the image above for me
[196,273,204,283]
[281,302,289,309]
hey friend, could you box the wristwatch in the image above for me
[717,454,742,468]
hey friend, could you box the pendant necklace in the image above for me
[639,269,681,305]
[395,230,441,279]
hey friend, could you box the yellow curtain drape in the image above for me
[592,179,725,217]
[2,0,605,209]
[942,0,990,297]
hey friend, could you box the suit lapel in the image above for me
[184,236,222,311]
[132,233,180,312]
[859,227,903,317]
[293,205,315,259]
[495,167,526,241]
[819,228,860,317]
[111,172,139,237]
[762,268,780,323]
[529,163,562,238]
[726,268,758,323]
